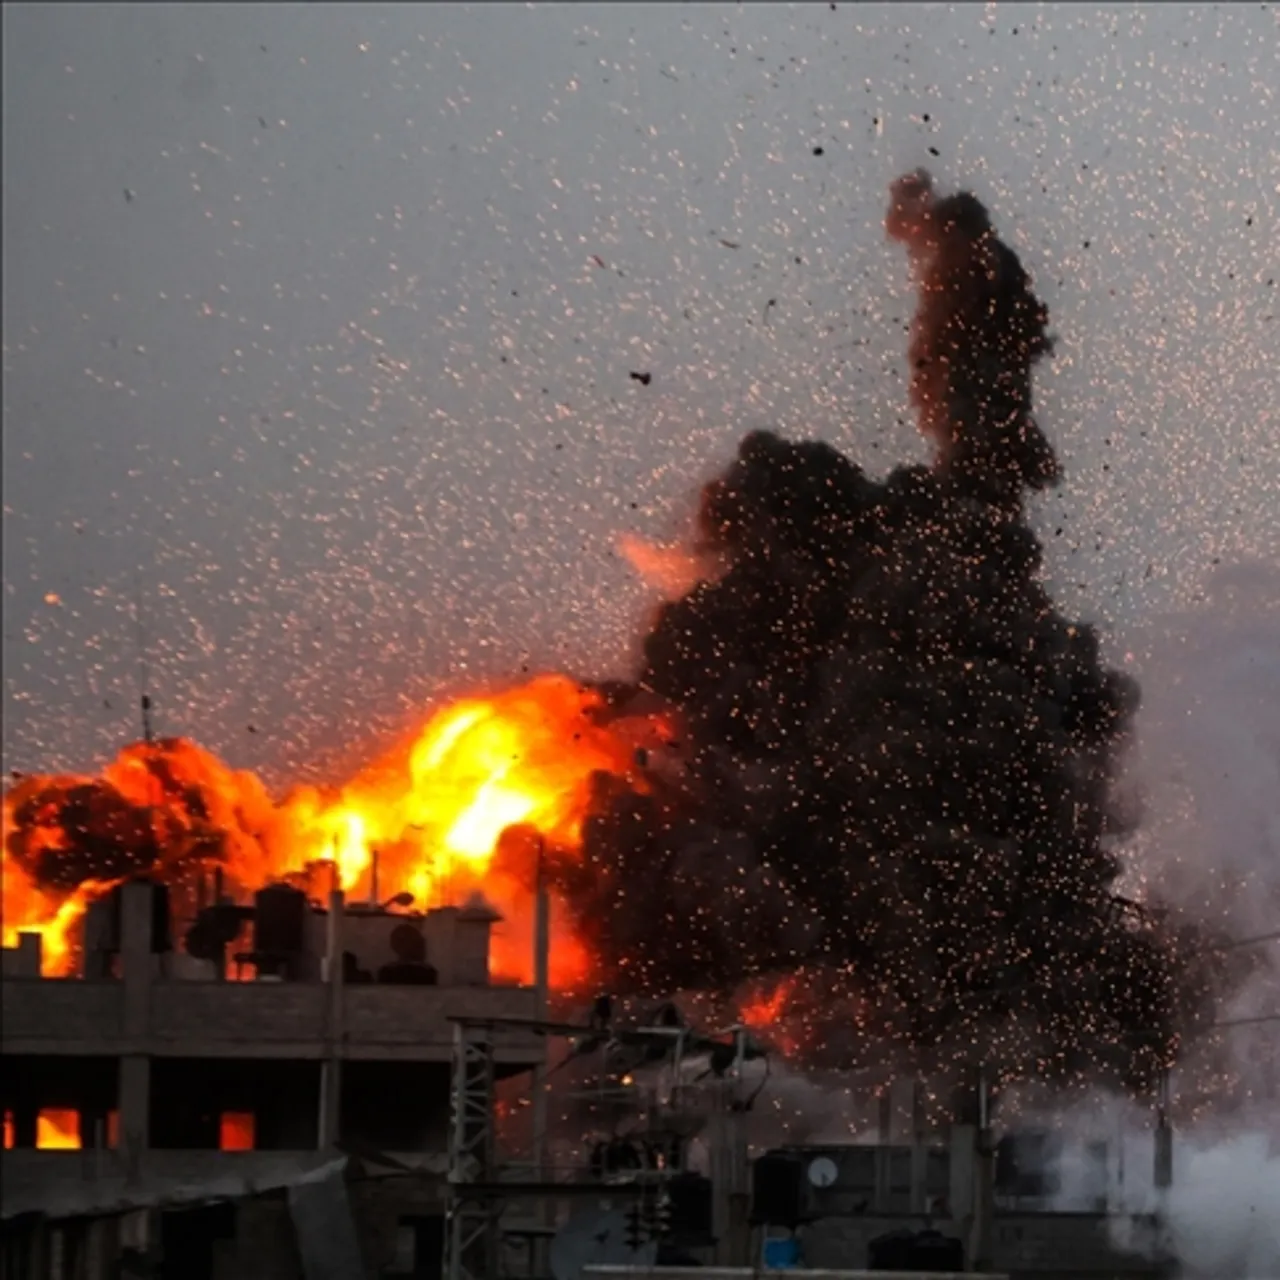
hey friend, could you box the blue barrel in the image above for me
[762,1236,800,1269]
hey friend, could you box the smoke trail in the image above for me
[565,171,1221,1091]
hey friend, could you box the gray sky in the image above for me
[3,2,1277,787]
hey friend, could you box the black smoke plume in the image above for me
[563,172,1224,1091]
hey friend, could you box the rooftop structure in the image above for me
[2,876,543,1274]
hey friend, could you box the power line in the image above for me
[1213,928,1280,952]
[1211,1013,1280,1030]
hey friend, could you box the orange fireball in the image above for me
[2,674,653,986]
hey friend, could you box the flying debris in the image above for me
[0,172,1234,1096]
[560,171,1227,1092]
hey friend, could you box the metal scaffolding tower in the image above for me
[441,1011,754,1280]
[444,1019,500,1280]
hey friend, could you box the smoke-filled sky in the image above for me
[3,3,1277,786]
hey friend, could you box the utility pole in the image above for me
[710,1026,752,1267]
[532,837,551,1180]
[1153,1067,1173,1194]
[950,1062,994,1273]
[970,1064,995,1273]
[319,889,345,1150]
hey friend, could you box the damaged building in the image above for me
[1,876,1179,1280]
[1,876,545,1279]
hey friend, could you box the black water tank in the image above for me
[667,1172,713,1237]
[253,884,308,957]
[185,903,252,961]
[751,1152,804,1227]
[868,1228,964,1272]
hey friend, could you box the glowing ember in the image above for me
[739,975,799,1031]
[2,675,651,986]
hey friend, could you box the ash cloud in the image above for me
[565,171,1222,1091]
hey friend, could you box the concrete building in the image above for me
[1,877,543,1279]
[1,881,1183,1280]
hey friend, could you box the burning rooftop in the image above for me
[2,674,666,989]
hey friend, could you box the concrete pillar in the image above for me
[873,1086,894,1212]
[319,890,345,1150]
[948,1122,976,1236]
[85,1215,112,1280]
[709,1104,751,1266]
[81,1105,109,1149]
[877,1086,893,1141]
[120,882,156,1037]
[970,1125,995,1271]
[117,883,156,1173]
[319,1061,343,1150]
[909,1077,929,1215]
[119,1056,150,1167]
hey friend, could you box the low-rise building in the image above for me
[2,878,542,1278]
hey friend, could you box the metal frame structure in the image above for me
[441,1013,757,1280]
[444,1019,499,1280]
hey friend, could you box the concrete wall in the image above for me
[799,1213,1169,1278]
[2,976,540,1061]
[0,1171,452,1280]
[584,1270,989,1280]
[0,1149,361,1219]
[212,1196,303,1280]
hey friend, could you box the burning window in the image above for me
[36,1108,80,1149]
[219,1111,255,1151]
[2,1110,12,1150]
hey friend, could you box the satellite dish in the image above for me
[808,1155,839,1188]
[550,1207,659,1280]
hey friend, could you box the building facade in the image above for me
[2,879,543,1278]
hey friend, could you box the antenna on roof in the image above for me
[134,570,154,745]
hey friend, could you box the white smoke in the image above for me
[1045,1099,1280,1280]
[1118,560,1280,1107]
[1052,561,1280,1278]
[1162,1133,1280,1280]
[1119,560,1280,938]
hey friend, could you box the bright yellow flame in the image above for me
[3,674,659,989]
[36,1108,80,1150]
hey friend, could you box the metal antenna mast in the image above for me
[133,571,154,745]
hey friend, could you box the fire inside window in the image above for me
[3,1109,116,1149]
[37,1109,80,1149]
[219,1111,255,1151]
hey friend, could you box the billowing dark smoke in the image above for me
[3,736,274,902]
[563,172,1223,1091]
